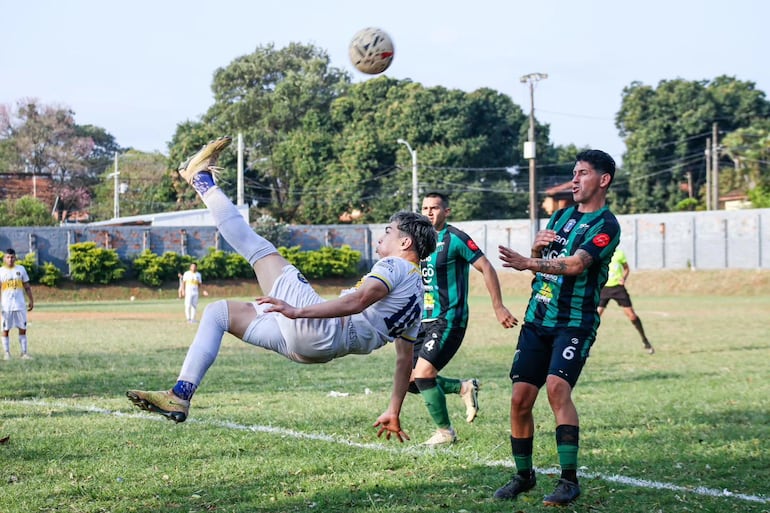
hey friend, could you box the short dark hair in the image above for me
[424,191,449,208]
[5,248,16,256]
[390,211,437,260]
[575,149,616,185]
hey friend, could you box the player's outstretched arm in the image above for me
[499,246,593,276]
[373,337,413,442]
[258,277,389,319]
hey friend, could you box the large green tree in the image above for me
[616,76,770,213]
[167,43,349,215]
[326,79,531,222]
[166,42,567,224]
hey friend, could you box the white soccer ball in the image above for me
[130,296,135,302]
[349,27,394,75]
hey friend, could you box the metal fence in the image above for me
[1,208,768,273]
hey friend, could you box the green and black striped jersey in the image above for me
[421,225,484,327]
[524,205,620,333]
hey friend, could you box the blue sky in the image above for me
[2,0,767,164]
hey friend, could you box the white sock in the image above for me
[177,300,230,386]
[2,336,9,353]
[19,335,27,354]
[201,186,277,266]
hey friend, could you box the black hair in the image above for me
[575,149,616,185]
[390,211,437,260]
[424,191,449,208]
[5,248,16,256]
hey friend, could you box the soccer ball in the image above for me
[349,27,394,75]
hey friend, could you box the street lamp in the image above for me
[520,72,548,242]
[397,138,419,213]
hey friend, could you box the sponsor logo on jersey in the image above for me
[592,233,611,247]
[467,239,479,251]
[564,219,577,233]
[380,258,395,272]
[576,223,590,234]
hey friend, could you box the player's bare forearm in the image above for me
[373,338,413,442]
[500,246,592,276]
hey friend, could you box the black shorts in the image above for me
[509,323,595,389]
[413,318,467,371]
[599,285,633,308]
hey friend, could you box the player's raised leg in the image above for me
[178,136,288,295]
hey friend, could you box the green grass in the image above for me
[0,292,768,512]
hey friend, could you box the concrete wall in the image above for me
[1,208,768,273]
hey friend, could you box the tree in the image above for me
[616,76,770,213]
[325,78,531,222]
[165,43,549,223]
[90,150,175,221]
[0,99,122,213]
[167,43,350,217]
[720,120,770,207]
[0,196,57,226]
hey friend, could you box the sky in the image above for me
[2,0,768,166]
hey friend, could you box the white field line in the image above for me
[5,398,768,505]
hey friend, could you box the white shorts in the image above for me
[2,310,27,332]
[242,265,347,364]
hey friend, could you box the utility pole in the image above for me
[108,152,121,219]
[397,138,418,212]
[520,72,548,242]
[705,138,711,210]
[712,122,719,210]
[237,132,244,206]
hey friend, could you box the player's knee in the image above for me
[414,377,437,392]
[202,300,230,331]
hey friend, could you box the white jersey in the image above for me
[182,271,202,296]
[0,264,30,312]
[242,259,423,364]
[345,256,424,354]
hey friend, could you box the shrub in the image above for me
[0,251,62,287]
[68,242,126,284]
[198,248,230,280]
[132,250,196,287]
[39,262,62,287]
[278,245,361,279]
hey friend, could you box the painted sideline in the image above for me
[5,398,768,505]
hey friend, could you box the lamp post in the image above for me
[397,138,419,212]
[520,72,548,242]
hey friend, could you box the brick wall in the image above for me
[0,173,56,208]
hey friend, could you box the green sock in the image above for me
[436,375,462,394]
[556,425,579,482]
[511,436,534,475]
[414,378,451,428]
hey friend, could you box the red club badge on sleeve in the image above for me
[467,239,479,251]
[592,234,611,247]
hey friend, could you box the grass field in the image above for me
[1,271,768,513]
